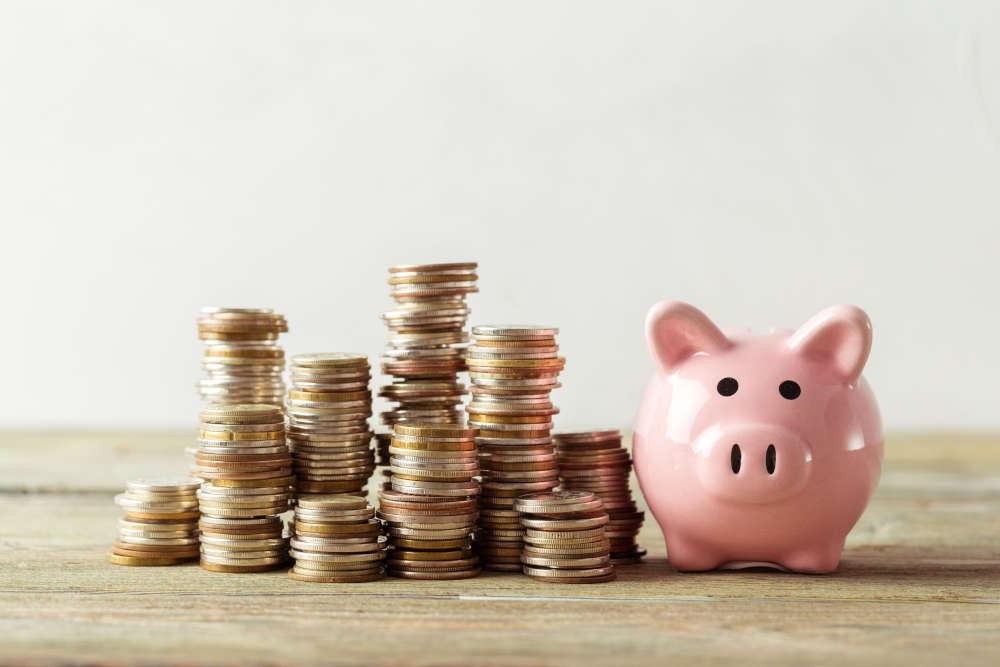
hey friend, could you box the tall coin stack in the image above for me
[375,262,479,469]
[289,495,386,583]
[553,430,646,563]
[108,478,201,566]
[286,353,375,496]
[194,404,292,573]
[514,491,615,583]
[377,424,481,580]
[197,307,288,406]
[466,326,564,571]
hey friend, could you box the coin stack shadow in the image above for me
[466,326,565,571]
[375,263,479,475]
[194,404,292,573]
[514,490,616,583]
[377,424,482,580]
[286,353,375,497]
[108,478,201,566]
[553,430,646,564]
[289,495,386,582]
[197,307,288,406]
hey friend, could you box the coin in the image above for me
[514,487,615,582]
[107,553,197,567]
[463,325,566,571]
[286,354,373,494]
[289,569,385,583]
[199,561,288,573]
[197,308,287,406]
[390,568,482,580]
[554,430,645,562]
[109,478,201,567]
[288,495,385,582]
[193,410,291,572]
[522,564,615,578]
[377,264,477,439]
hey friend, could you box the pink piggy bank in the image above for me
[633,301,882,573]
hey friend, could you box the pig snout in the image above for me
[694,423,812,505]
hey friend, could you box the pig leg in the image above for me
[665,533,727,571]
[779,539,845,574]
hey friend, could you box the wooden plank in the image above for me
[1,432,999,666]
[4,430,1000,492]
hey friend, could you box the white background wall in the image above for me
[2,1,998,431]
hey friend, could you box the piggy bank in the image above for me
[633,301,882,573]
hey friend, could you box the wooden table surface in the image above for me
[1,432,998,666]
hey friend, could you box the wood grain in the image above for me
[1,432,998,666]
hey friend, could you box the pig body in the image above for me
[633,302,883,573]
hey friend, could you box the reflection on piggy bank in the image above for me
[633,301,883,573]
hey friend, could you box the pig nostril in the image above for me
[730,444,741,474]
[766,444,776,475]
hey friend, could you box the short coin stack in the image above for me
[108,478,201,566]
[194,404,292,573]
[197,307,288,406]
[289,495,386,582]
[514,490,615,583]
[466,325,565,571]
[554,429,646,563]
[286,353,375,496]
[378,424,481,579]
[376,263,478,467]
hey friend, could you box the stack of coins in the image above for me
[375,263,478,467]
[466,325,564,571]
[289,495,386,583]
[554,429,646,563]
[197,307,288,406]
[514,491,615,583]
[377,424,481,580]
[108,478,201,566]
[194,404,292,573]
[286,353,375,496]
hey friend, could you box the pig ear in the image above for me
[788,305,872,385]
[645,301,731,372]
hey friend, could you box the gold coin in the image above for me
[124,510,200,521]
[467,413,551,425]
[393,424,477,439]
[199,404,283,424]
[389,439,476,453]
[295,495,369,511]
[388,262,477,273]
[387,568,482,580]
[107,553,196,567]
[289,569,385,583]
[294,520,381,535]
[210,475,295,488]
[199,430,285,442]
[199,561,288,573]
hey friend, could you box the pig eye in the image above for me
[717,377,738,396]
[779,380,801,400]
